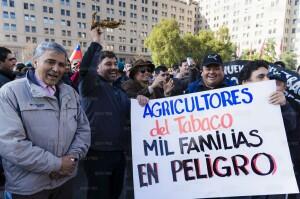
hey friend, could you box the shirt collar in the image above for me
[34,72,56,96]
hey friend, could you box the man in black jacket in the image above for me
[79,27,148,199]
[0,47,16,88]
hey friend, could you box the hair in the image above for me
[274,61,286,68]
[154,65,168,75]
[15,63,26,72]
[96,51,117,66]
[172,63,179,70]
[238,60,269,84]
[33,41,67,60]
[180,59,187,66]
[0,47,12,62]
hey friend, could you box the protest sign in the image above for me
[131,80,298,199]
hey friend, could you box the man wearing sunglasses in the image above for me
[0,47,17,88]
[122,59,168,99]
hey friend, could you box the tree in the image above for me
[182,33,202,63]
[262,38,276,62]
[279,51,297,70]
[212,26,235,62]
[240,49,260,60]
[144,19,185,66]
[145,22,235,66]
[182,26,235,64]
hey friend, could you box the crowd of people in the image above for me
[0,26,299,199]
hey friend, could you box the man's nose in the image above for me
[112,64,118,69]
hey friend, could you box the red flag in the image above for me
[69,44,82,62]
[259,39,265,59]
[279,38,283,54]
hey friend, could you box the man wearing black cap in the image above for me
[186,53,235,93]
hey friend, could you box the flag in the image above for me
[69,44,82,62]
[236,43,241,58]
[279,38,283,54]
[259,39,265,59]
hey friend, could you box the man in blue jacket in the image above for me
[186,53,235,93]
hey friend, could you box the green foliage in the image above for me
[279,51,297,70]
[144,19,184,66]
[263,38,277,62]
[240,38,277,62]
[145,20,235,66]
[240,49,260,60]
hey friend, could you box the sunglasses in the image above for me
[161,73,170,77]
[139,68,152,74]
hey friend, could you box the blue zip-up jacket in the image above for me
[186,77,236,93]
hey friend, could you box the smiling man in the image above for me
[0,42,91,199]
[186,53,235,93]
[79,28,148,199]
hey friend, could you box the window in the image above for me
[12,35,17,42]
[24,2,28,9]
[3,11,9,18]
[49,18,54,24]
[30,15,36,21]
[44,28,49,34]
[119,45,126,52]
[26,36,31,42]
[92,5,100,11]
[10,12,15,19]
[106,0,114,5]
[25,25,30,32]
[11,24,16,31]
[5,35,10,41]
[31,26,36,33]
[50,28,54,35]
[9,0,14,7]
[119,1,125,7]
[3,23,9,30]
[30,3,35,10]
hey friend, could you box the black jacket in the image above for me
[0,69,15,88]
[79,42,130,151]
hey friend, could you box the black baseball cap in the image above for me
[202,53,223,67]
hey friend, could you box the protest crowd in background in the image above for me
[0,25,299,199]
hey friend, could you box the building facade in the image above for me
[195,0,300,65]
[0,0,198,63]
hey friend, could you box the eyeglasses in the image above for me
[161,73,170,77]
[139,68,152,74]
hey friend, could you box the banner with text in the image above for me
[131,80,298,199]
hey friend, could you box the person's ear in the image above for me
[32,60,38,69]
